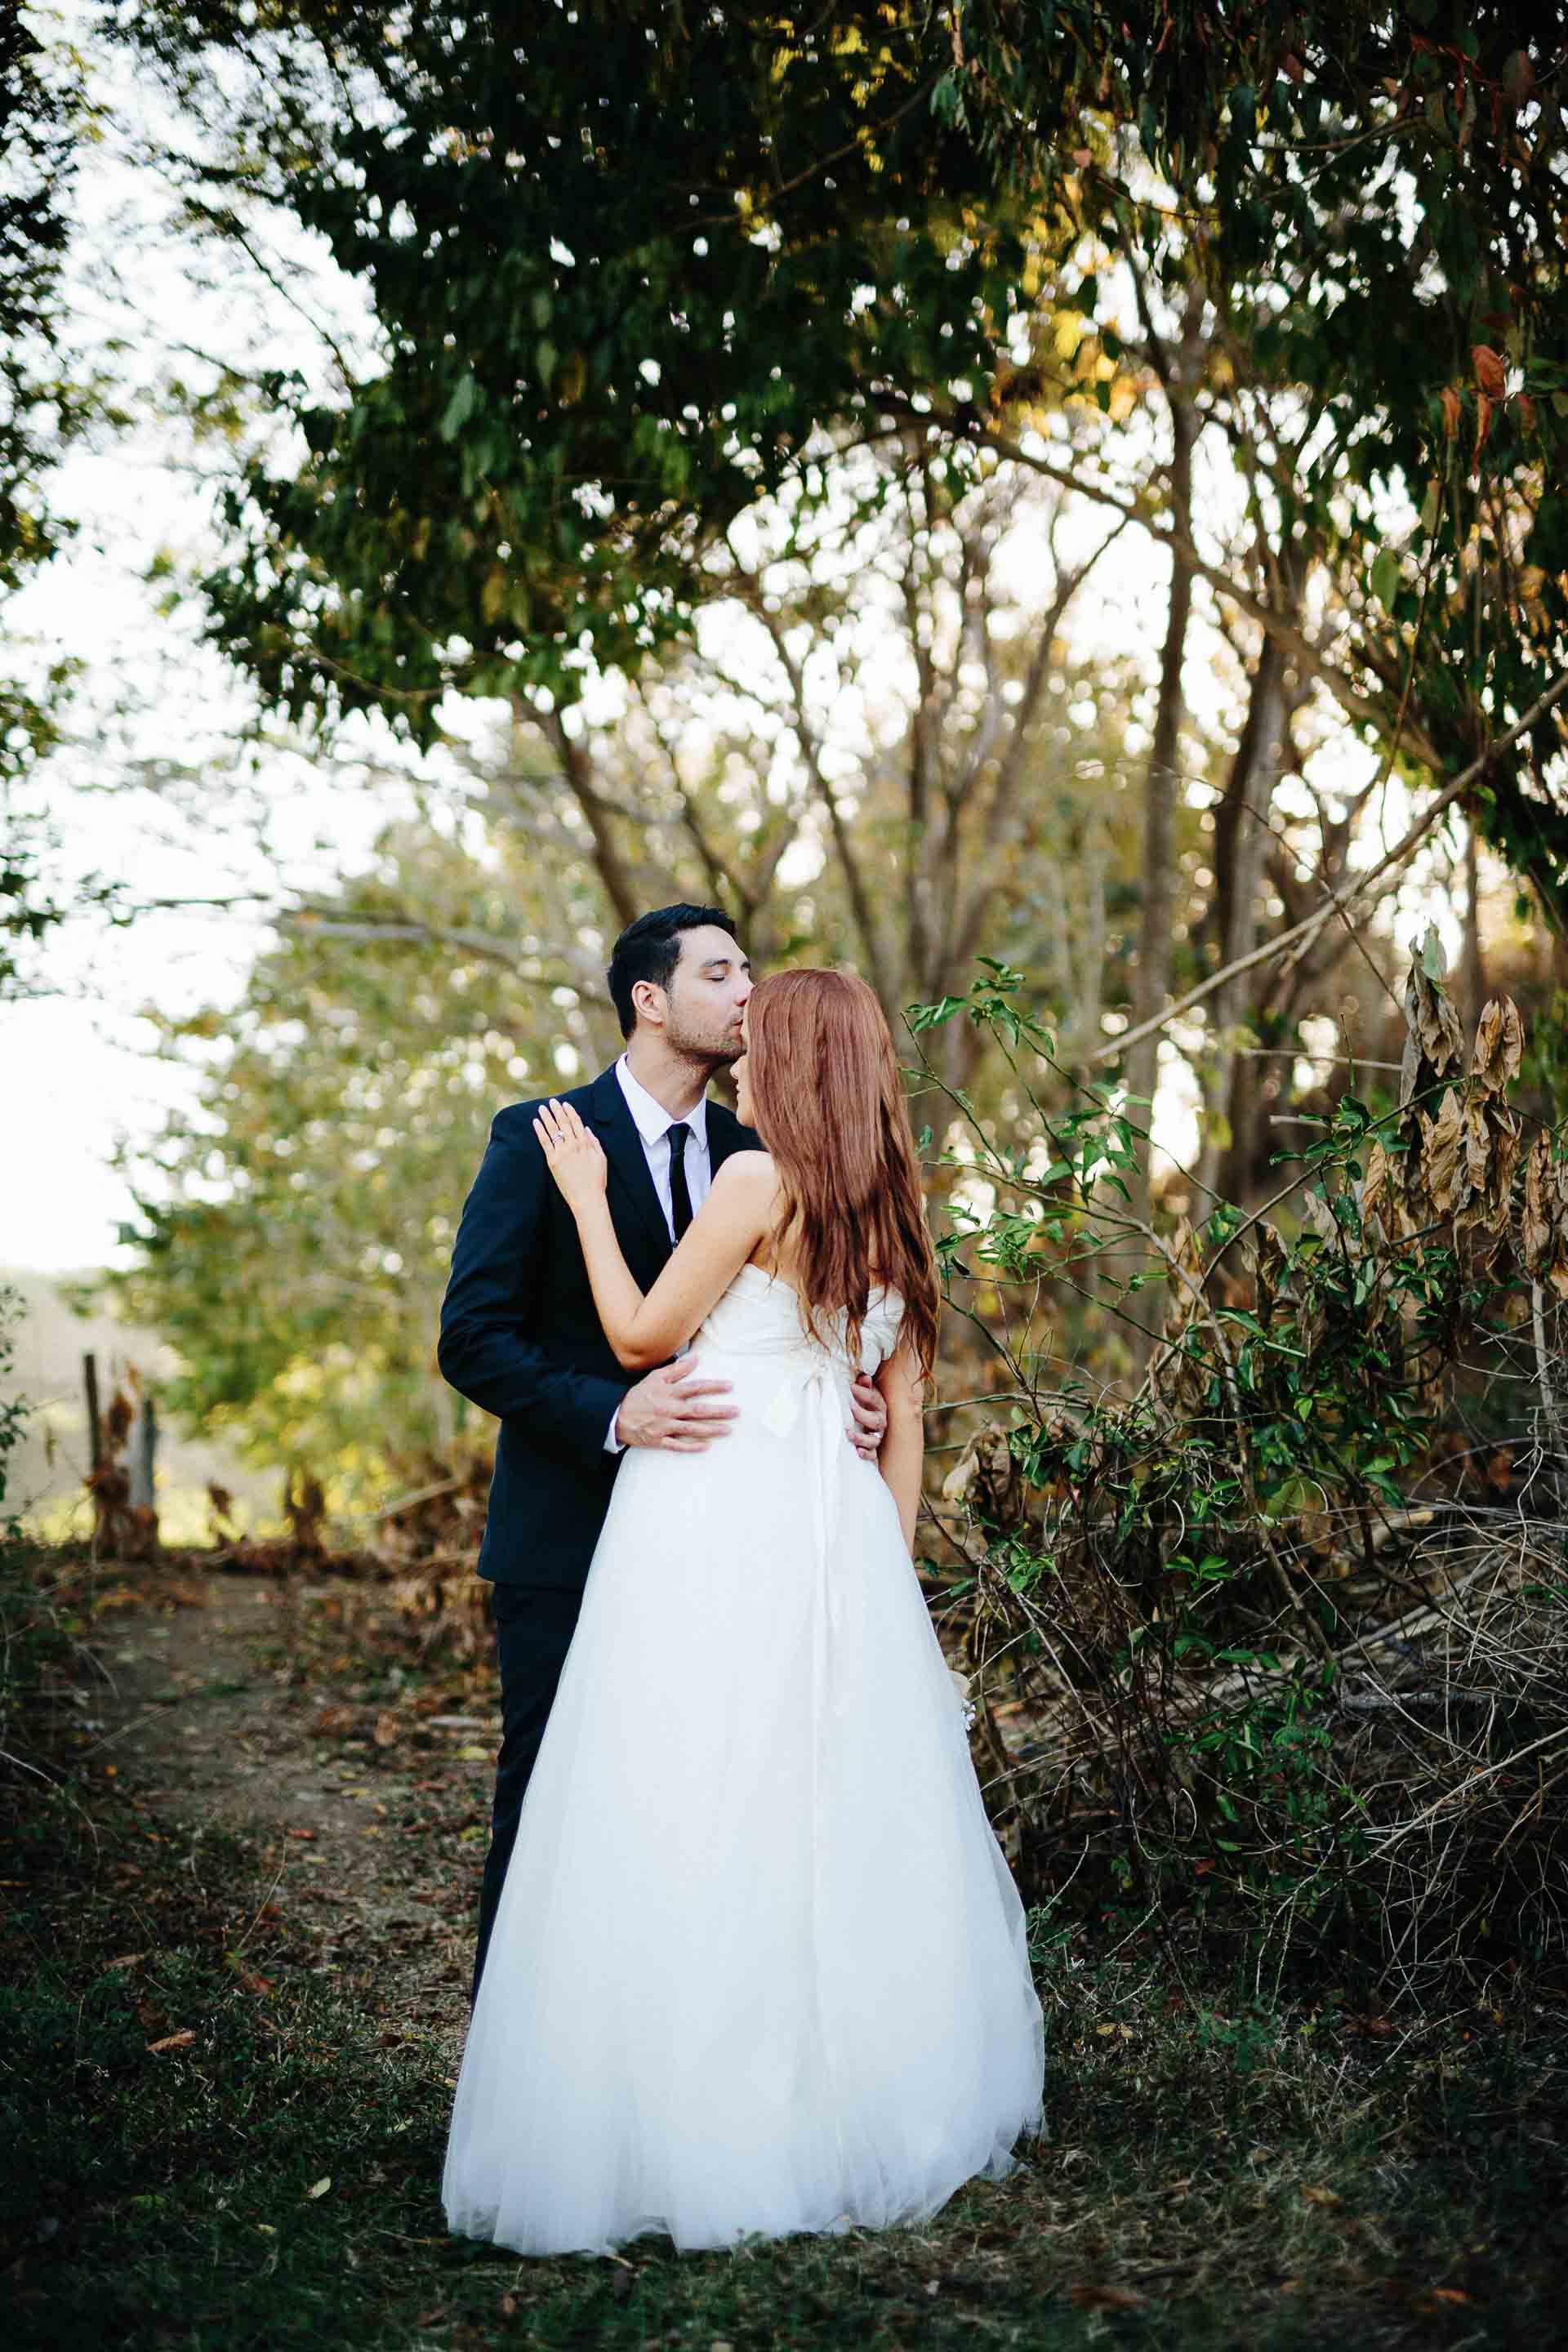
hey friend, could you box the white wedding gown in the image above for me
[443,1264,1044,2256]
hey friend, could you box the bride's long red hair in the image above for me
[744,968,940,1376]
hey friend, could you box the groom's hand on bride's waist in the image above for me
[613,1358,739,1453]
[849,1374,888,1464]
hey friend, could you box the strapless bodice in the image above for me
[697,1261,905,1377]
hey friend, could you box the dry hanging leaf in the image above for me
[1302,1188,1339,1245]
[942,1444,980,1506]
[1401,956,1466,1107]
[1422,1088,1466,1213]
[1463,1098,1492,1201]
[1521,1135,1552,1272]
[1472,997,1524,1094]
[1248,1221,1290,1314]
[1472,344,1508,399]
[1412,960,1465,1067]
[1474,390,1494,462]
[1483,1107,1522,1232]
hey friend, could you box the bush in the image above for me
[0,1283,28,1526]
[917,943,1568,1997]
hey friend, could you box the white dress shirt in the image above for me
[612,1054,714,1233]
[604,1057,713,1450]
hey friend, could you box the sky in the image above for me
[3,12,1465,1276]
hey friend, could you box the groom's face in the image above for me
[661,926,753,1064]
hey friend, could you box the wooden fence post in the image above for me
[83,1352,103,1472]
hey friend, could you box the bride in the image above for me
[443,966,1044,2256]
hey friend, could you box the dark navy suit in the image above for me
[438,1062,758,1993]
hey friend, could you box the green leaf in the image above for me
[1369,547,1401,612]
[439,374,478,442]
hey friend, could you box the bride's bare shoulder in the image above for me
[712,1147,778,1193]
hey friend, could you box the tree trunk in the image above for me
[1198,625,1294,1204]
[1124,399,1197,1256]
[1460,821,1486,1031]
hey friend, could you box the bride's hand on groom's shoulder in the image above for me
[533,1098,608,1209]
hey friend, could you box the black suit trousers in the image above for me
[470,1580,585,2003]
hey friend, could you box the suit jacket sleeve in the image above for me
[438,1104,630,1456]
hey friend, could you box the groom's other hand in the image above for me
[848,1374,889,1463]
[616,1358,738,1453]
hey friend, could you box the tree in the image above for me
[0,13,95,995]
[124,6,1568,877]
[108,820,577,1488]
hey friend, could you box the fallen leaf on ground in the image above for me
[1069,2283,1146,2311]
[372,1709,399,1748]
[305,2176,332,2200]
[146,2029,196,2054]
[1302,2185,1343,2207]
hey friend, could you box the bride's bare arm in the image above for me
[532,1099,777,1369]
[874,1341,925,1553]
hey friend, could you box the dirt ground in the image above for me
[81,1568,490,2066]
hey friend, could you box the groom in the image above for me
[439,904,888,1996]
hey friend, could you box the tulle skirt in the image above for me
[443,1399,1044,2256]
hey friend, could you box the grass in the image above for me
[4,1538,1567,2349]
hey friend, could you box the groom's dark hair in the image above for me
[608,904,740,1039]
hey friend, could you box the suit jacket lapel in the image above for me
[585,1066,673,1274]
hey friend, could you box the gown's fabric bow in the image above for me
[760,1348,856,1713]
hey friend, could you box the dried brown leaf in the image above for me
[1069,2282,1147,2311]
[1484,1109,1522,1232]
[1401,958,1465,1106]
[1472,996,1524,1094]
[1522,1135,1552,1272]
[1248,1222,1290,1312]
[1463,1098,1492,1199]
[1422,1088,1466,1214]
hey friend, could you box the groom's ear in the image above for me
[630,978,668,1032]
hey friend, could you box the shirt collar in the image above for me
[614,1056,710,1156]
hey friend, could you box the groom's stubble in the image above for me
[656,939,751,1085]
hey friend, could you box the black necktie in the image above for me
[666,1122,693,1241]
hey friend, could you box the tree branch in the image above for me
[1090,667,1568,1071]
